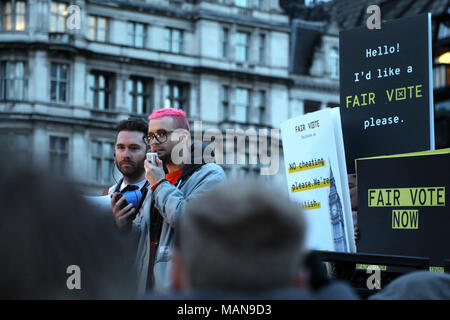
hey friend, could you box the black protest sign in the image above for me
[340,14,434,174]
[356,151,450,267]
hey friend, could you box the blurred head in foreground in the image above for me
[0,160,137,299]
[172,179,307,293]
[369,271,450,300]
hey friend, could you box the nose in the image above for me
[123,148,132,158]
[150,144,158,152]
[150,138,161,147]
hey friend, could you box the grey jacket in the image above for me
[132,162,226,297]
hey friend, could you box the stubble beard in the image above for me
[117,158,145,181]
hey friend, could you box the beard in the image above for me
[157,149,172,164]
[116,157,145,180]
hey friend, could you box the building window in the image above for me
[222,27,229,58]
[329,47,339,79]
[127,22,146,48]
[221,85,230,121]
[235,0,249,8]
[49,136,69,175]
[164,82,188,110]
[304,100,321,114]
[1,0,26,31]
[258,34,265,64]
[433,64,450,89]
[236,32,250,62]
[88,72,112,110]
[50,63,68,103]
[437,22,450,40]
[248,90,265,124]
[165,28,183,53]
[50,2,67,32]
[233,88,249,122]
[91,140,114,184]
[256,90,266,124]
[0,61,26,101]
[128,78,151,114]
[256,0,265,10]
[88,15,108,42]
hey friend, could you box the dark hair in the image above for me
[117,117,148,136]
[179,179,306,292]
[116,117,149,148]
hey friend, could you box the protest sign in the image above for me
[340,13,434,173]
[281,108,356,252]
[356,149,450,268]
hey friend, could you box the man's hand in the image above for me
[144,157,165,186]
[111,192,135,229]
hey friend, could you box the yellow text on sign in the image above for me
[291,180,331,193]
[288,160,325,174]
[392,210,419,229]
[301,202,322,210]
[368,187,445,207]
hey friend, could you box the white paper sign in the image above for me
[281,108,356,252]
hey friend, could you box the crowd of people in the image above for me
[1,108,449,300]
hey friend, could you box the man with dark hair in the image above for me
[107,117,149,230]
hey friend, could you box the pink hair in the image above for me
[148,108,190,131]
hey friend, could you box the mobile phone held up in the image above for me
[146,152,157,165]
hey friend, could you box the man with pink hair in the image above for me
[128,107,226,296]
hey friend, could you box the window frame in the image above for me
[222,27,229,58]
[90,139,115,185]
[164,81,188,111]
[433,64,450,89]
[256,90,266,125]
[165,27,183,54]
[50,62,69,103]
[49,135,69,175]
[1,0,27,31]
[49,1,68,33]
[235,0,249,8]
[127,77,151,114]
[233,87,250,122]
[88,15,109,42]
[258,33,266,64]
[221,85,230,121]
[235,31,250,63]
[127,21,147,48]
[0,60,27,101]
[88,71,113,110]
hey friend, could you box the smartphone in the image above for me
[146,152,158,164]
